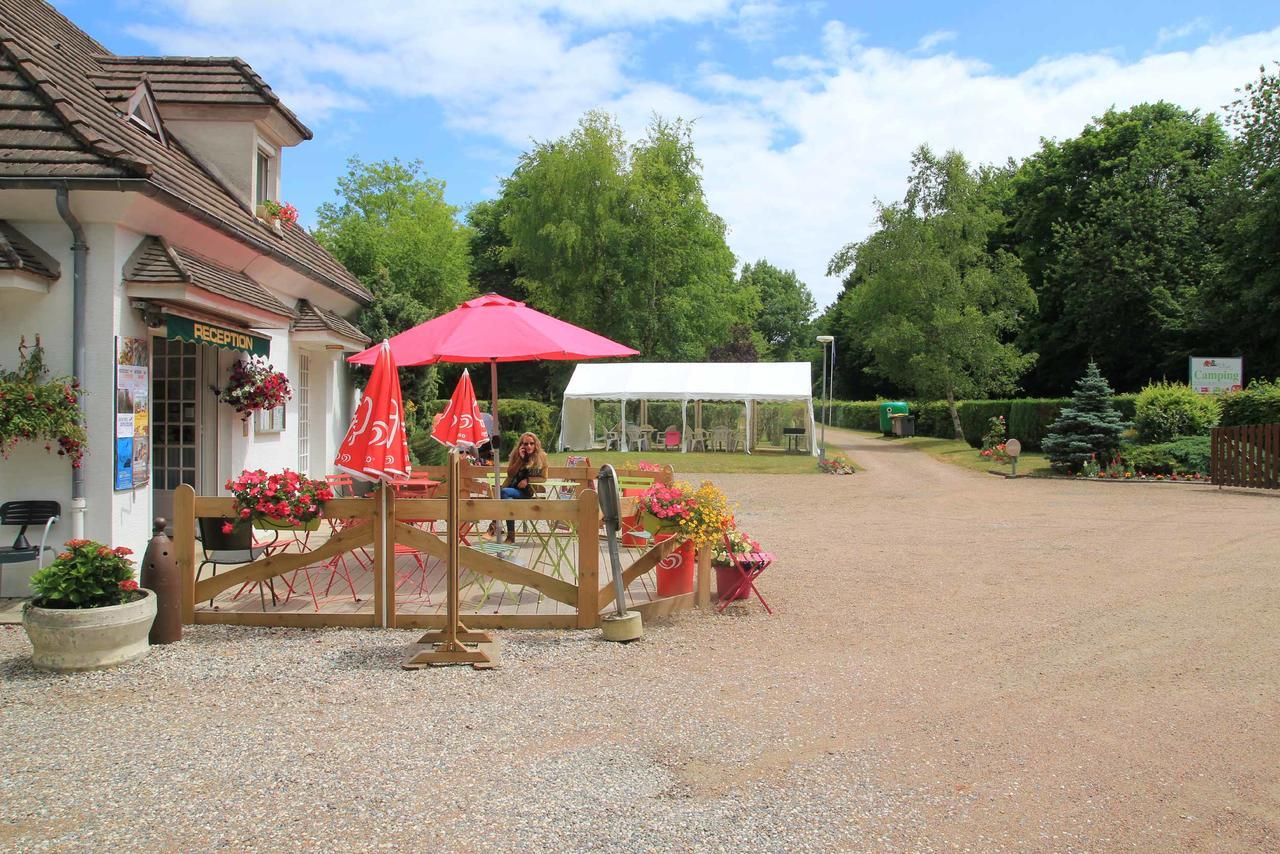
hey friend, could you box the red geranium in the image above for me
[223,468,334,531]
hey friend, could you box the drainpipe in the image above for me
[55,187,88,539]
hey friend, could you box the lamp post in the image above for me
[816,334,834,458]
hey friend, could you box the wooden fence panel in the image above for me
[1211,424,1280,489]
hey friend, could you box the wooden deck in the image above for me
[194,528,664,620]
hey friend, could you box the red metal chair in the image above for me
[717,531,773,614]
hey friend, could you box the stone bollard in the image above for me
[139,517,182,644]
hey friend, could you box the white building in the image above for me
[0,0,371,594]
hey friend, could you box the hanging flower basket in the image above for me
[0,336,86,468]
[215,357,292,420]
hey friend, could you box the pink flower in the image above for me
[222,522,234,534]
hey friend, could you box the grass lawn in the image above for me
[850,430,1054,477]
[546,448,832,475]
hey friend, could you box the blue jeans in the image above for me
[499,487,525,535]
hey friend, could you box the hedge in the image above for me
[1218,379,1280,427]
[818,394,1138,451]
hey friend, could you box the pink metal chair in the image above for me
[717,531,774,614]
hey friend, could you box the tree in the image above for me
[828,146,1037,438]
[1201,64,1280,380]
[707,324,760,362]
[1002,104,1228,392]
[314,157,473,317]
[1042,362,1128,472]
[314,157,473,404]
[500,112,746,359]
[739,260,816,360]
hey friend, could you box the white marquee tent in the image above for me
[557,362,817,455]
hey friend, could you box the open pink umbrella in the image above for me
[349,294,638,461]
[432,369,489,450]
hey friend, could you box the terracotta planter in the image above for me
[714,562,749,601]
[22,589,157,672]
[655,540,696,597]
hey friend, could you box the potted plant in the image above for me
[223,468,335,532]
[255,199,298,232]
[1,336,86,468]
[22,539,156,672]
[214,357,292,420]
[712,525,761,601]
[635,481,690,536]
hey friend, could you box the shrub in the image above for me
[1123,436,1212,475]
[980,415,1010,463]
[1133,381,1221,443]
[1219,379,1280,427]
[29,539,138,609]
[957,401,1010,446]
[1042,362,1129,472]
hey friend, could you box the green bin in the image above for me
[878,401,909,435]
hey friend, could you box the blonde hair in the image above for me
[506,432,547,479]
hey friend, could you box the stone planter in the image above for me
[22,589,157,672]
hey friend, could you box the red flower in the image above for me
[97,546,112,557]
[119,579,139,591]
[112,546,133,556]
[222,522,234,534]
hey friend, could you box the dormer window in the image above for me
[122,80,166,145]
[255,148,273,207]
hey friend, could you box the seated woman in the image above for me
[490,432,546,543]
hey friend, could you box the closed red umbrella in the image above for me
[335,340,410,482]
[431,369,489,450]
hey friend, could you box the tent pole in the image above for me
[680,399,687,453]
[620,399,628,453]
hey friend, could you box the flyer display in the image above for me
[114,336,150,490]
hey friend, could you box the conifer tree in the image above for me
[1042,362,1128,472]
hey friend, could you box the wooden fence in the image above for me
[172,461,711,630]
[1211,424,1280,490]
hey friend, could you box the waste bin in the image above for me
[890,414,915,438]
[878,401,909,435]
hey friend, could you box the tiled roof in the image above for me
[295,298,370,344]
[0,219,59,278]
[0,0,370,304]
[88,55,311,140]
[124,235,295,319]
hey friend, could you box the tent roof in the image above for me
[562,362,813,402]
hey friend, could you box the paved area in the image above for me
[2,427,1277,851]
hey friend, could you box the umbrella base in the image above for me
[601,611,643,643]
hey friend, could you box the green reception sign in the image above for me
[166,315,269,356]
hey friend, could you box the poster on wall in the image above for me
[114,336,150,490]
[1188,357,1243,394]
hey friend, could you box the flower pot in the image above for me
[255,515,322,531]
[714,562,749,601]
[22,589,157,672]
[642,511,679,536]
[655,540,696,597]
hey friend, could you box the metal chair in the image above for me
[196,517,277,609]
[718,530,774,614]
[1,500,61,591]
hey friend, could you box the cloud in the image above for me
[915,30,956,53]
[122,2,1280,310]
[1156,17,1210,47]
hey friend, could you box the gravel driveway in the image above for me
[2,427,1278,851]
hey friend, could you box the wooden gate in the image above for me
[1211,424,1280,490]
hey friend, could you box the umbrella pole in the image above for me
[403,450,493,668]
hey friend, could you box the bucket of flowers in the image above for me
[712,523,762,601]
[223,468,335,533]
[215,357,292,420]
[636,481,691,536]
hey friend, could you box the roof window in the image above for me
[122,80,166,145]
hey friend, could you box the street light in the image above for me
[816,335,835,457]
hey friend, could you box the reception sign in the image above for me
[166,315,269,356]
[1189,357,1243,394]
[114,336,150,490]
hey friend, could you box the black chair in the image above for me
[1,500,61,591]
[196,517,277,609]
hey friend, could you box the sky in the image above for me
[57,0,1280,310]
